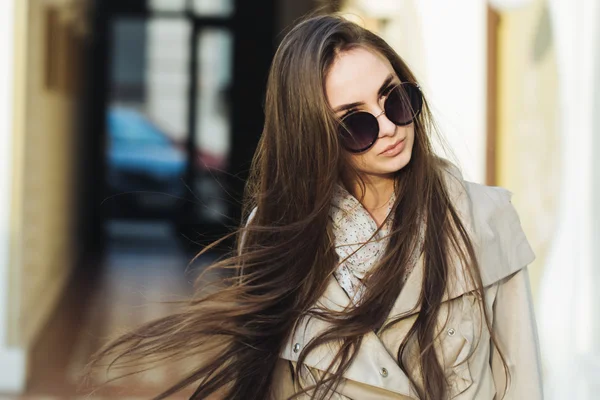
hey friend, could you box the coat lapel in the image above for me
[280,274,417,398]
[384,165,476,321]
[385,163,536,321]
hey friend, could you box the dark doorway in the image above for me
[86,0,277,256]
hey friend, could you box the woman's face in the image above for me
[325,47,415,178]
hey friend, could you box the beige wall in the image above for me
[10,0,88,363]
[338,1,426,81]
[495,0,559,302]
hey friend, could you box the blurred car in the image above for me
[105,106,187,219]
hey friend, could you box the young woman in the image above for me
[87,14,543,400]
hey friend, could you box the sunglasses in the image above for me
[337,82,423,153]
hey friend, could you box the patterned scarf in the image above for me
[329,183,424,303]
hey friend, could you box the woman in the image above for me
[87,14,543,400]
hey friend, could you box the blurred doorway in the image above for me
[89,0,277,255]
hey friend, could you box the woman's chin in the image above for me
[378,150,412,174]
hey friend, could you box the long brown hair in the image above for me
[84,13,509,400]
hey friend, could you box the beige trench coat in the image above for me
[269,165,543,399]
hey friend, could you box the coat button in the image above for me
[380,367,388,377]
[447,328,456,336]
[293,343,301,353]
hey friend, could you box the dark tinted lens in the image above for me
[384,83,423,126]
[339,112,379,152]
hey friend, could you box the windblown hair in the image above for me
[84,13,509,400]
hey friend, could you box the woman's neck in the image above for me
[344,175,395,226]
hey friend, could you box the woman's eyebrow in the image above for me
[333,74,395,113]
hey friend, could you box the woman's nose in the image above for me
[375,109,396,137]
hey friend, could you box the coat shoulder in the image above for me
[438,159,536,287]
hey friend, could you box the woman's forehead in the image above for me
[325,47,396,110]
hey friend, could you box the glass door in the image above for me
[105,16,191,220]
[189,28,233,225]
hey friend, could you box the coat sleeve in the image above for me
[490,266,544,399]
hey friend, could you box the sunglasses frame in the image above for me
[338,81,423,154]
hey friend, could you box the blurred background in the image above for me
[0,0,597,398]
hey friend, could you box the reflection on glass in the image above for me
[194,28,233,222]
[148,0,186,12]
[110,18,146,103]
[193,0,234,17]
[106,17,190,219]
[146,19,190,141]
[196,29,232,165]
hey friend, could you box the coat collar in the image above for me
[279,160,536,397]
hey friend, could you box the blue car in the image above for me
[106,106,187,218]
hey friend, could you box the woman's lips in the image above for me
[380,138,406,156]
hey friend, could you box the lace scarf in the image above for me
[329,183,424,303]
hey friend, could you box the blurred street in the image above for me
[10,221,209,399]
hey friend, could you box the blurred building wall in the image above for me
[5,0,89,391]
[494,3,561,394]
[495,0,558,307]
[534,0,600,398]
[0,0,26,393]
[489,0,600,398]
